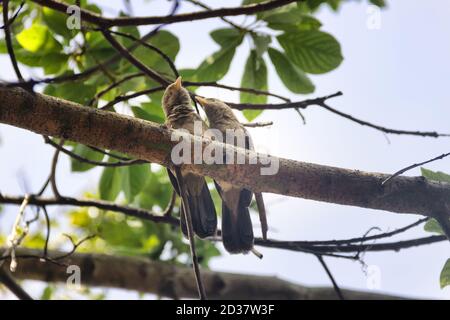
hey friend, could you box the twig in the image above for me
[163,190,177,217]
[97,29,179,78]
[0,195,446,256]
[0,269,32,300]
[189,82,289,102]
[2,0,23,81]
[88,72,144,106]
[42,206,51,258]
[243,121,273,128]
[101,29,170,86]
[319,102,450,138]
[173,166,207,300]
[316,255,345,300]
[228,91,343,110]
[99,86,165,110]
[0,1,24,29]
[30,0,299,27]
[382,152,450,185]
[50,140,63,199]
[255,193,268,240]
[44,136,147,167]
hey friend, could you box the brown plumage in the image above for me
[197,97,254,254]
[162,77,217,238]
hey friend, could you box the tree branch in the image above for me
[1,87,450,220]
[2,247,408,300]
[30,0,299,27]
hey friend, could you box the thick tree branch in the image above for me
[2,248,406,300]
[1,87,450,220]
[30,0,298,27]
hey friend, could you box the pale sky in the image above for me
[1,0,449,299]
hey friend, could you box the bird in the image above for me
[162,77,217,239]
[196,97,255,254]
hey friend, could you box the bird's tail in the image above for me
[180,183,217,239]
[221,202,254,254]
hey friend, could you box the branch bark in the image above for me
[30,0,298,27]
[2,248,406,300]
[1,87,450,220]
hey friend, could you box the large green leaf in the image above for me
[16,24,62,53]
[240,50,267,121]
[132,30,180,75]
[44,80,97,105]
[424,218,444,235]
[268,47,314,94]
[421,168,450,184]
[196,46,237,82]
[71,144,105,172]
[440,259,450,289]
[210,28,244,47]
[277,30,343,74]
[121,164,150,202]
[251,33,271,59]
[131,106,165,124]
[99,164,122,202]
[42,7,75,39]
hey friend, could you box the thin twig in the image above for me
[382,152,450,185]
[316,255,345,300]
[163,190,177,217]
[255,193,268,240]
[2,0,23,81]
[243,121,273,128]
[30,0,298,27]
[50,140,64,199]
[44,136,147,167]
[174,166,207,300]
[88,72,144,106]
[101,29,170,86]
[319,102,450,138]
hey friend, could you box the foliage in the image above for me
[421,168,450,289]
[0,0,386,298]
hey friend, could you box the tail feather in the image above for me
[180,182,217,239]
[221,202,254,254]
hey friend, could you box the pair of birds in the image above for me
[162,77,255,254]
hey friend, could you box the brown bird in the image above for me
[197,97,254,254]
[162,77,217,238]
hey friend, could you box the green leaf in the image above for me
[71,144,105,172]
[370,0,386,8]
[121,164,150,202]
[40,285,54,300]
[268,47,314,94]
[132,30,180,75]
[240,50,267,121]
[42,7,75,39]
[16,24,62,53]
[440,259,450,289]
[131,106,165,124]
[277,30,343,74]
[210,28,244,47]
[99,163,122,201]
[43,80,97,105]
[421,168,450,184]
[424,219,444,235]
[251,33,271,59]
[196,46,237,82]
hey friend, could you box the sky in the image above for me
[0,0,449,299]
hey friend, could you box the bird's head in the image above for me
[196,97,237,125]
[162,76,191,116]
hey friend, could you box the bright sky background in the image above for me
[1,0,449,299]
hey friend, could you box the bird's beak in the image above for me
[196,96,208,107]
[173,76,182,89]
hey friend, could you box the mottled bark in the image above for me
[1,248,405,300]
[1,87,450,218]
